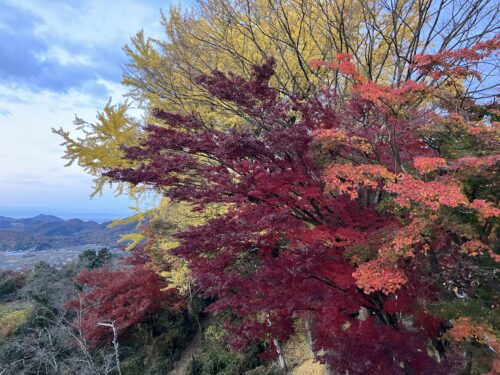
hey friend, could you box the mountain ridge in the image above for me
[0,214,137,251]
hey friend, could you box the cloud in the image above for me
[0,0,167,97]
[0,92,31,104]
[0,2,94,92]
[0,81,136,216]
[0,108,11,117]
[0,0,170,218]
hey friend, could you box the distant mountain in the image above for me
[0,215,137,251]
[25,214,64,223]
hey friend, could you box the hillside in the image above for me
[0,215,137,251]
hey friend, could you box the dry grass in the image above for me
[283,321,325,375]
[0,301,32,337]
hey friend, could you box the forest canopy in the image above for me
[51,1,499,374]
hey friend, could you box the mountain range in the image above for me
[0,214,137,251]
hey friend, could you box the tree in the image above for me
[0,270,28,301]
[67,251,184,346]
[105,33,499,373]
[53,2,500,317]
[0,303,117,375]
[52,101,141,197]
[77,248,112,270]
[1,276,116,375]
[125,0,499,106]
[22,262,78,313]
[54,0,499,199]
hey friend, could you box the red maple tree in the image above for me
[105,35,499,373]
[67,251,183,345]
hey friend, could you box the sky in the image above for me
[0,0,173,220]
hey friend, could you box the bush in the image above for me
[0,270,27,301]
[187,320,265,375]
[77,248,112,270]
[0,302,32,338]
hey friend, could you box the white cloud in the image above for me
[41,46,93,66]
[0,84,102,180]
[0,0,176,218]
[8,0,167,47]
[0,82,135,217]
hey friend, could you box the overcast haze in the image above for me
[0,0,171,220]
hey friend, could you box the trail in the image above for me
[168,329,202,375]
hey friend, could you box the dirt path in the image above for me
[168,329,202,375]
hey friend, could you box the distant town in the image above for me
[0,214,136,270]
[0,245,125,270]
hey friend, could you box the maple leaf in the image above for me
[470,199,500,219]
[385,175,468,210]
[352,259,408,295]
[66,252,183,345]
[459,239,489,257]
[324,163,394,199]
[413,157,447,174]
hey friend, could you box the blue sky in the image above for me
[0,0,173,220]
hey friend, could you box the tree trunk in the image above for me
[97,321,122,375]
[323,349,336,375]
[304,317,314,357]
[273,338,288,374]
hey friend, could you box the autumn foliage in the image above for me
[67,252,183,345]
[103,34,500,373]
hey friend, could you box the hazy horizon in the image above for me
[0,207,130,222]
[0,209,129,223]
